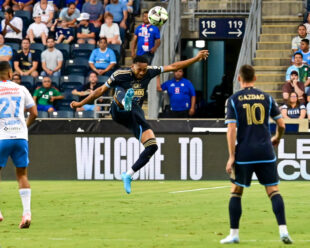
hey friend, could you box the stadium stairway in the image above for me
[254,0,304,103]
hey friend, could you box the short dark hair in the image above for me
[68,3,76,7]
[133,56,149,64]
[5,8,13,16]
[290,70,298,76]
[239,64,255,83]
[12,72,21,79]
[47,36,54,42]
[294,52,303,58]
[143,10,148,15]
[301,39,309,45]
[89,71,98,77]
[43,76,51,82]
[99,37,107,43]
[298,24,306,29]
[21,38,30,44]
[0,61,12,74]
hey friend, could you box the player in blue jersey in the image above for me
[221,65,292,244]
[71,50,209,194]
[0,61,37,228]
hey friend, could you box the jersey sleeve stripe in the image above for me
[273,114,282,120]
[104,82,111,88]
[160,66,164,72]
[225,119,237,124]
[230,99,239,126]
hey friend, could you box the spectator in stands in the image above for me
[66,0,83,11]
[76,12,96,44]
[0,0,10,11]
[120,0,133,13]
[14,38,39,77]
[89,37,116,76]
[131,10,160,64]
[82,0,105,28]
[12,0,34,12]
[71,71,101,111]
[41,37,63,77]
[50,19,74,44]
[27,14,48,45]
[156,69,196,118]
[0,34,13,62]
[286,52,310,87]
[292,39,310,65]
[105,0,127,40]
[99,12,122,45]
[292,24,310,53]
[33,0,54,28]
[12,72,21,84]
[304,12,310,34]
[33,76,64,113]
[59,2,80,28]
[283,70,306,104]
[281,92,306,119]
[1,8,23,44]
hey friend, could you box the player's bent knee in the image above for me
[266,185,279,196]
[231,184,243,195]
[143,138,158,156]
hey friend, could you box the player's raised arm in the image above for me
[162,50,209,72]
[70,84,109,109]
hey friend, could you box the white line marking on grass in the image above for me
[169,183,259,194]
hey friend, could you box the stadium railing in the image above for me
[232,0,262,93]
[148,0,181,119]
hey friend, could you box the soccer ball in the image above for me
[148,6,168,26]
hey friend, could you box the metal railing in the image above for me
[148,0,181,119]
[233,0,262,92]
[184,0,251,16]
[94,96,113,118]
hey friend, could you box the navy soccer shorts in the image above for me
[230,162,279,187]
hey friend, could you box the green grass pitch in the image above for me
[0,181,308,248]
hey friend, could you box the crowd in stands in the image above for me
[0,0,145,118]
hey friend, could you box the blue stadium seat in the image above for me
[15,11,31,37]
[6,43,20,55]
[60,75,84,92]
[30,43,46,54]
[55,43,70,59]
[37,111,49,118]
[54,99,73,111]
[64,58,89,76]
[71,44,95,59]
[35,76,60,89]
[108,44,121,65]
[97,75,110,85]
[75,111,95,118]
[21,76,34,93]
[49,110,74,118]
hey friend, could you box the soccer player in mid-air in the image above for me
[71,50,209,194]
[221,65,292,244]
[0,61,37,228]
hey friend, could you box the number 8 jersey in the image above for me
[0,80,35,140]
[225,87,282,164]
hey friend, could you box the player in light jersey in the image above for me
[0,61,37,228]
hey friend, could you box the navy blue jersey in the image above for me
[105,66,163,106]
[225,87,282,164]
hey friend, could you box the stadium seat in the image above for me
[97,75,110,85]
[108,44,121,65]
[49,110,74,118]
[75,111,95,118]
[71,44,95,59]
[37,111,48,118]
[21,76,34,93]
[60,75,84,92]
[6,43,20,55]
[55,43,70,59]
[30,43,46,54]
[64,58,89,76]
[15,11,31,37]
[35,76,60,89]
[54,99,74,111]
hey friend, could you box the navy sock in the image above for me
[229,194,242,229]
[270,192,286,225]
[132,138,158,172]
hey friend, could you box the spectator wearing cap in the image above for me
[0,33,13,62]
[89,37,116,76]
[99,12,121,45]
[77,13,96,45]
[12,0,34,12]
[286,52,310,88]
[14,38,39,77]
[50,19,74,44]
[282,70,306,104]
[81,0,105,28]
[1,8,23,43]
[59,2,80,28]
[27,14,48,45]
[33,0,54,28]
[292,24,310,53]
[41,37,63,77]
[0,0,10,11]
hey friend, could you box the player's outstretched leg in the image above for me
[16,168,31,229]
[268,189,293,244]
[122,130,158,194]
[221,186,243,244]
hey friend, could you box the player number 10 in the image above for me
[242,103,265,125]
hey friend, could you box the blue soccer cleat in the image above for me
[280,233,293,244]
[122,172,132,194]
[124,88,134,111]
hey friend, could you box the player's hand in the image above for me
[226,157,235,174]
[271,136,281,147]
[196,50,209,61]
[189,108,195,116]
[49,96,55,102]
[70,101,81,109]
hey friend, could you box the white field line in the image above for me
[169,183,259,194]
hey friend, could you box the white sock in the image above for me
[122,99,125,106]
[126,168,135,177]
[229,229,239,237]
[279,225,288,235]
[19,188,31,216]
